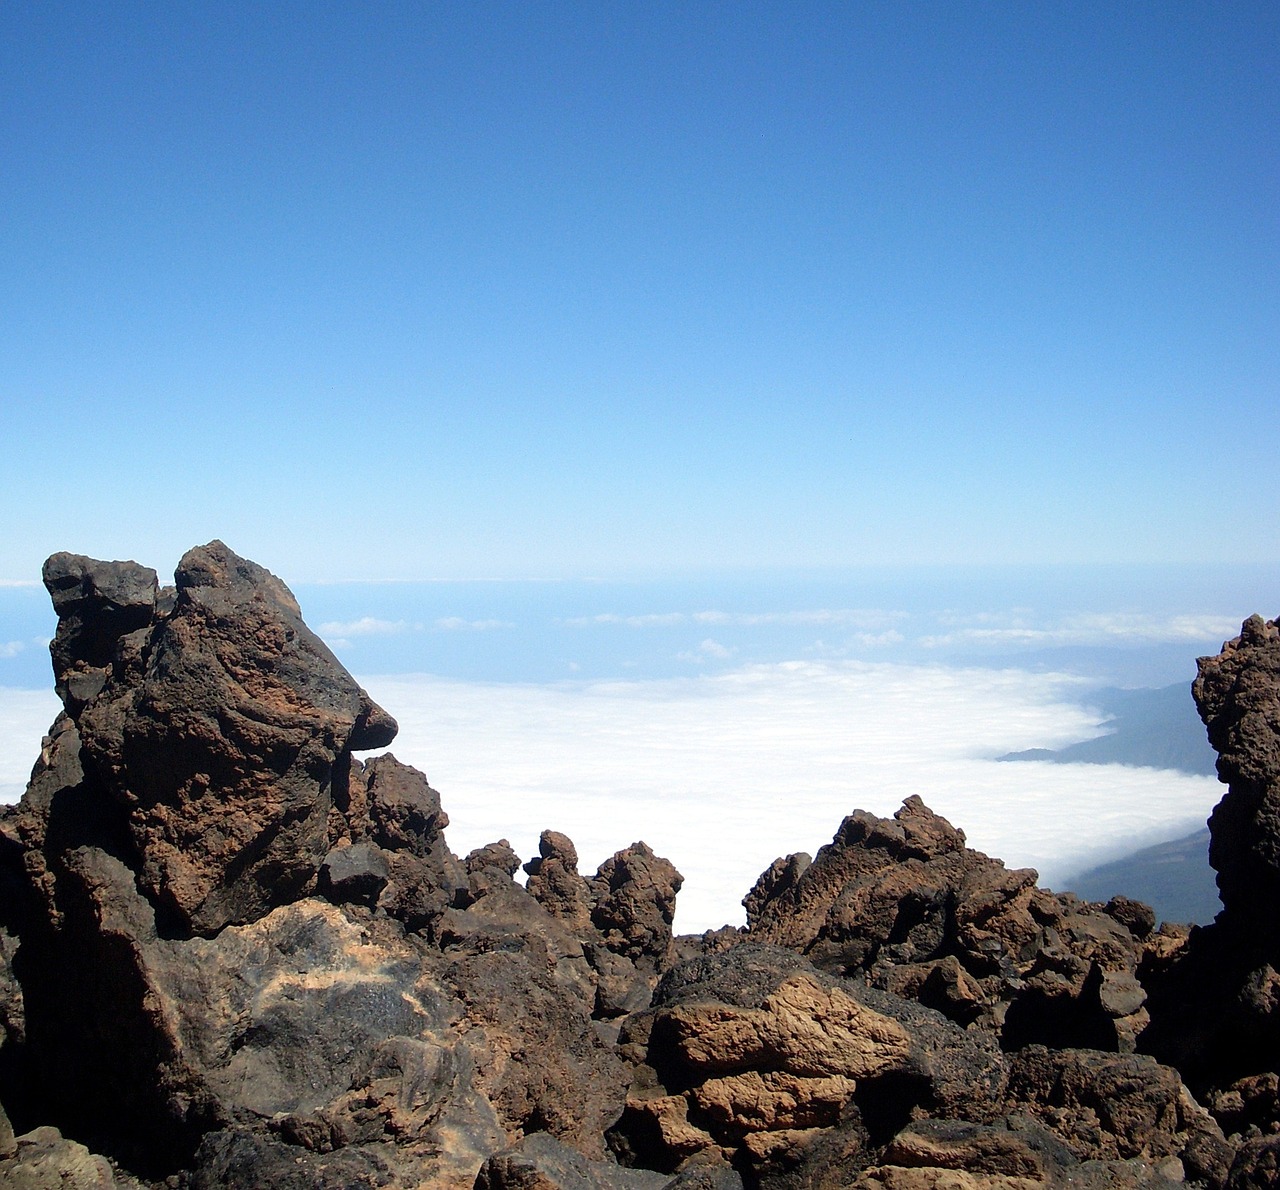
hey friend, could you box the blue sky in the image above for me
[2,3,1277,582]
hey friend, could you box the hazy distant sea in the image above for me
[2,564,1275,931]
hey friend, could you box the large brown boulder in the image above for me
[608,944,1007,1180]
[590,841,684,973]
[71,541,397,935]
[1005,1046,1230,1180]
[846,1116,1189,1189]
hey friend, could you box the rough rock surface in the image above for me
[744,795,1157,1053]
[1141,614,1280,1120]
[608,943,1007,1180]
[2,548,1278,1188]
[1195,615,1280,915]
[41,541,399,937]
[0,545,681,1186]
[0,1123,120,1189]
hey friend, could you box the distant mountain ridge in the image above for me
[1065,828,1218,926]
[998,681,1218,776]
[999,682,1221,923]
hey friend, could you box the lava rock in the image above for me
[745,796,1153,1052]
[609,944,1006,1176]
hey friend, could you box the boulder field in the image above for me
[0,542,1277,1188]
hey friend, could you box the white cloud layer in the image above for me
[920,613,1242,649]
[677,638,736,663]
[318,617,412,639]
[561,609,906,630]
[359,662,1223,933]
[0,687,61,803]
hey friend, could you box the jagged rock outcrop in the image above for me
[1195,615,1280,916]
[37,542,399,937]
[0,544,684,1186]
[1141,614,1280,1120]
[1,546,1276,1188]
[743,795,1158,1053]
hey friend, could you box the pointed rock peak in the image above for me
[174,539,302,618]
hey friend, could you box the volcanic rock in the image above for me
[38,542,400,936]
[0,544,684,1185]
[1141,614,1280,1109]
[476,1130,668,1189]
[1194,614,1280,915]
[4,544,1278,1188]
[847,1116,1190,1189]
[526,830,594,932]
[589,841,683,972]
[608,943,1007,1179]
[744,795,1154,1052]
[0,1123,120,1189]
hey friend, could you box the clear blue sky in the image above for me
[2,3,1276,582]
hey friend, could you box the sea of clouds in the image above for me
[358,662,1220,933]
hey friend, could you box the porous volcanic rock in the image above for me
[744,795,1156,1052]
[608,943,1007,1181]
[1195,614,1280,916]
[0,545,680,1185]
[589,841,684,973]
[846,1116,1190,1189]
[44,541,398,936]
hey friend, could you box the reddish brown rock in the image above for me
[847,1117,1190,1189]
[6,544,1276,1189]
[526,830,594,932]
[34,542,399,937]
[590,841,683,973]
[608,944,1006,1177]
[1194,614,1280,916]
[1141,614,1280,1108]
[1005,1046,1229,1174]
[745,796,1153,1052]
[0,544,682,1185]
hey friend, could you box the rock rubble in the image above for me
[0,545,1276,1189]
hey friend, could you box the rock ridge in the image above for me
[0,545,1274,1189]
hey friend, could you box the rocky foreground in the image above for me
[0,544,1279,1188]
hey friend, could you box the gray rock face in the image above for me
[42,551,158,717]
[476,1128,669,1190]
